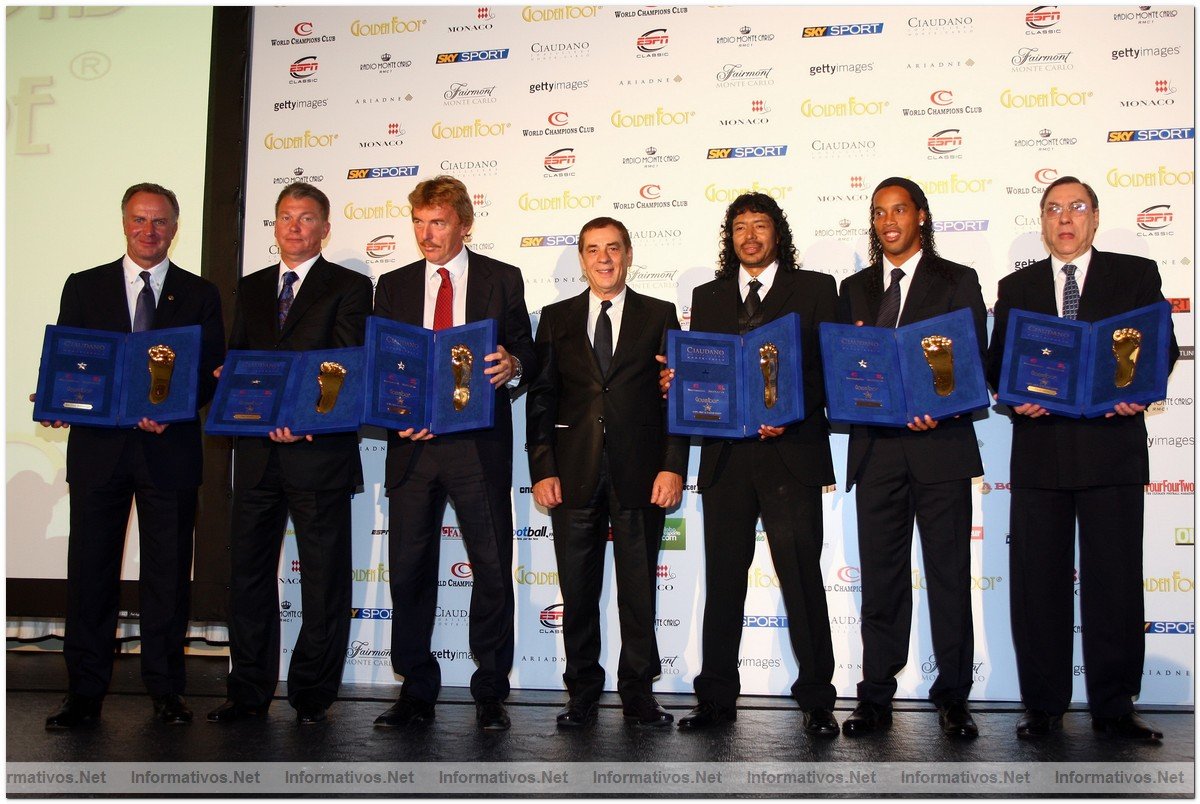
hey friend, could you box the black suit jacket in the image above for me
[838,254,988,488]
[690,269,837,490]
[527,287,689,508]
[986,249,1179,489]
[373,249,537,490]
[56,259,225,490]
[228,256,373,491]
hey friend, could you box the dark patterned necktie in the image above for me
[278,270,298,330]
[744,278,762,318]
[875,267,905,328]
[133,271,156,332]
[1061,264,1079,320]
[594,300,613,375]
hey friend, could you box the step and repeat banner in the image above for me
[242,5,1194,704]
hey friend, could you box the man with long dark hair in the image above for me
[837,177,987,739]
[675,193,840,737]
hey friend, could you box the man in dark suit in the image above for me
[672,193,840,737]
[527,217,688,728]
[987,176,1178,741]
[372,175,536,732]
[836,177,987,739]
[207,182,372,726]
[42,182,225,729]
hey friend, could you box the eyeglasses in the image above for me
[1043,201,1092,217]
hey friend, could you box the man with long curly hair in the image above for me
[675,193,840,737]
[837,177,988,739]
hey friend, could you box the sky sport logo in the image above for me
[436,49,510,64]
[520,234,577,248]
[1145,621,1195,634]
[1107,127,1195,143]
[802,23,884,37]
[744,615,789,627]
[707,145,787,159]
[346,165,419,180]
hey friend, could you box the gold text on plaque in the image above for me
[1112,327,1142,389]
[451,345,473,412]
[147,345,176,404]
[920,335,955,397]
[759,342,778,409]
[316,361,347,414]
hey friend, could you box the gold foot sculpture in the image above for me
[451,345,472,412]
[316,361,347,413]
[1112,327,1142,388]
[147,345,176,404]
[921,335,956,397]
[759,342,778,409]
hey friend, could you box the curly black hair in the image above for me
[867,177,938,267]
[715,192,799,279]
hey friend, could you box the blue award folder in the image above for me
[363,316,498,435]
[33,324,201,427]
[205,347,366,436]
[667,312,804,439]
[820,308,989,427]
[997,301,1171,417]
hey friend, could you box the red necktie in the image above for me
[433,267,453,331]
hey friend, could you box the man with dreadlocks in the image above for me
[836,177,988,739]
[674,193,840,737]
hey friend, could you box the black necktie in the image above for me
[744,278,762,319]
[875,267,905,328]
[278,270,298,330]
[133,271,156,332]
[594,299,613,375]
[1061,264,1079,320]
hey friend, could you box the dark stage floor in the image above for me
[8,650,1194,766]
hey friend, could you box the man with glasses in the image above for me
[986,176,1178,741]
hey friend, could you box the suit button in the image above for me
[603,386,610,393]
[598,416,605,424]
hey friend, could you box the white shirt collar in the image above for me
[426,245,470,281]
[123,255,169,286]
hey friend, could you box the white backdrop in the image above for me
[241,5,1194,704]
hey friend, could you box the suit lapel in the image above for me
[562,290,603,379]
[758,269,796,324]
[611,288,649,372]
[465,250,493,324]
[102,260,134,333]
[152,263,184,329]
[862,264,885,324]
[898,255,936,326]
[707,277,742,334]
[1029,259,1059,316]
[1077,248,1113,321]
[279,257,330,339]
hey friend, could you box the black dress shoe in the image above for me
[938,700,978,739]
[556,699,598,729]
[677,701,736,729]
[296,702,328,725]
[152,694,193,725]
[476,699,511,732]
[622,696,673,728]
[1092,712,1163,741]
[45,694,102,730]
[206,700,266,723]
[803,708,839,737]
[841,701,892,736]
[374,695,435,728]
[1016,709,1063,739]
